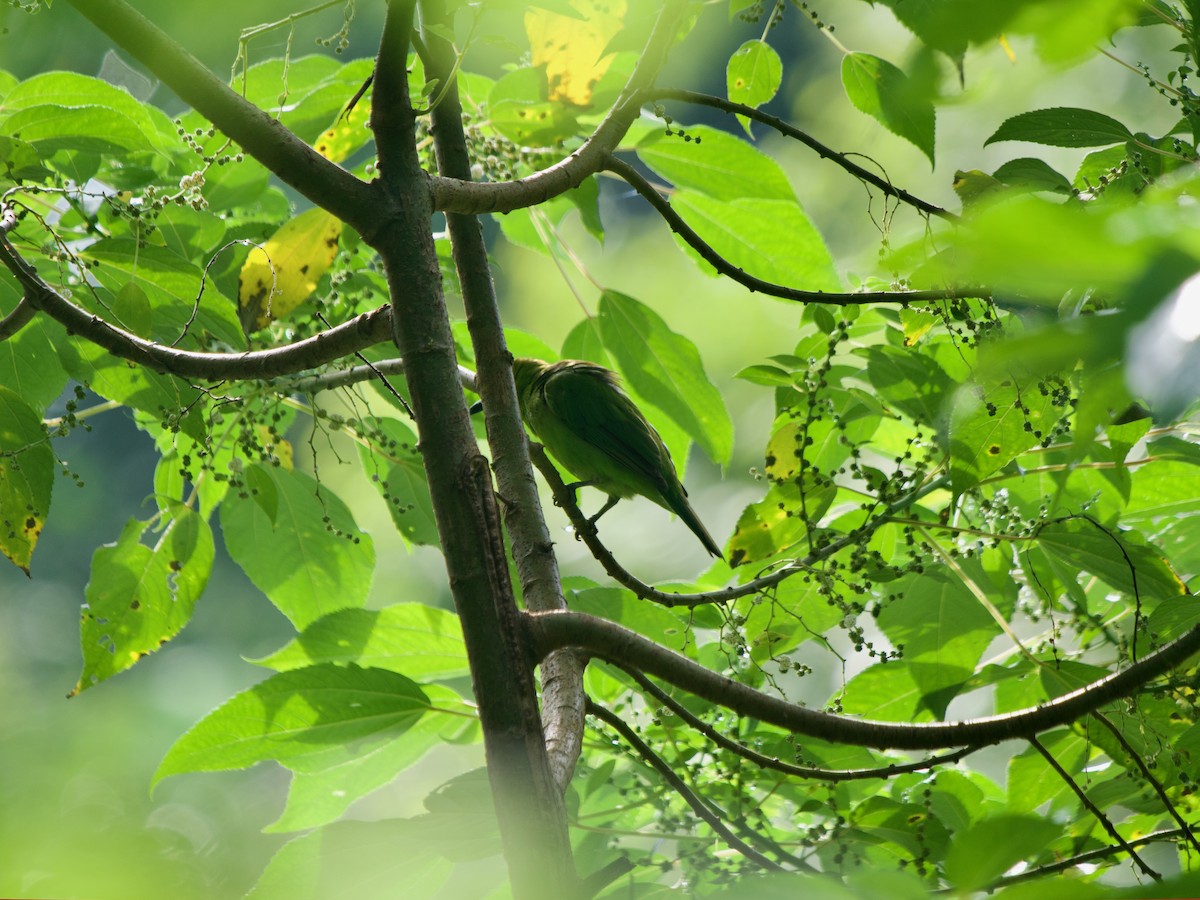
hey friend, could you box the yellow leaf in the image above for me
[525,0,626,106]
[238,207,342,333]
[314,99,371,163]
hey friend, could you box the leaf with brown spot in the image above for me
[238,207,343,334]
[0,386,53,574]
[73,508,213,694]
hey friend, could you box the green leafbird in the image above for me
[511,357,723,559]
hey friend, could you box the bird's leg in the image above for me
[559,479,597,509]
[586,494,620,527]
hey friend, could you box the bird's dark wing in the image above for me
[539,362,675,496]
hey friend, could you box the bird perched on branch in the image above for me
[511,357,723,558]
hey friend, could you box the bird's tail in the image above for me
[670,492,724,559]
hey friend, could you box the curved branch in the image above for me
[0,297,35,341]
[1029,735,1159,880]
[0,234,393,380]
[533,440,948,608]
[1091,711,1200,854]
[64,0,380,238]
[527,610,1200,752]
[989,826,1194,889]
[627,668,974,781]
[644,89,957,222]
[428,0,688,215]
[604,155,983,307]
[587,699,786,872]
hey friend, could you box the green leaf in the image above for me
[59,337,208,442]
[0,135,50,180]
[993,157,1073,193]
[638,124,795,202]
[255,605,468,681]
[155,663,430,783]
[0,271,68,414]
[876,570,998,715]
[727,40,782,134]
[841,52,936,165]
[946,376,1062,492]
[80,239,244,349]
[943,815,1061,891]
[357,417,439,546]
[1,104,156,154]
[597,291,733,466]
[859,344,956,425]
[219,464,375,628]
[568,583,692,647]
[74,509,214,694]
[247,819,454,900]
[1147,595,1200,642]
[1035,519,1187,602]
[0,385,54,573]
[726,478,834,568]
[268,684,473,833]
[487,67,579,144]
[1006,729,1089,812]
[670,191,841,292]
[1,70,175,153]
[111,281,153,338]
[839,661,930,722]
[985,107,1133,148]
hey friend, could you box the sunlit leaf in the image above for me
[155,664,430,782]
[268,684,474,833]
[220,464,375,628]
[238,206,343,332]
[727,39,782,135]
[74,509,213,694]
[525,0,625,106]
[597,291,733,466]
[842,52,936,165]
[944,815,1062,891]
[0,386,53,573]
[255,605,468,680]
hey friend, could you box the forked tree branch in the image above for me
[427,0,689,215]
[419,0,583,793]
[526,610,1200,751]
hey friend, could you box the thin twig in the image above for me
[644,88,957,222]
[1090,711,1200,854]
[981,826,1196,891]
[531,438,950,608]
[604,155,984,307]
[586,699,785,871]
[628,668,974,781]
[1028,735,1160,881]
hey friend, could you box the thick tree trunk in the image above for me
[371,4,579,897]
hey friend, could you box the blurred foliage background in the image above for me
[0,1,1183,896]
